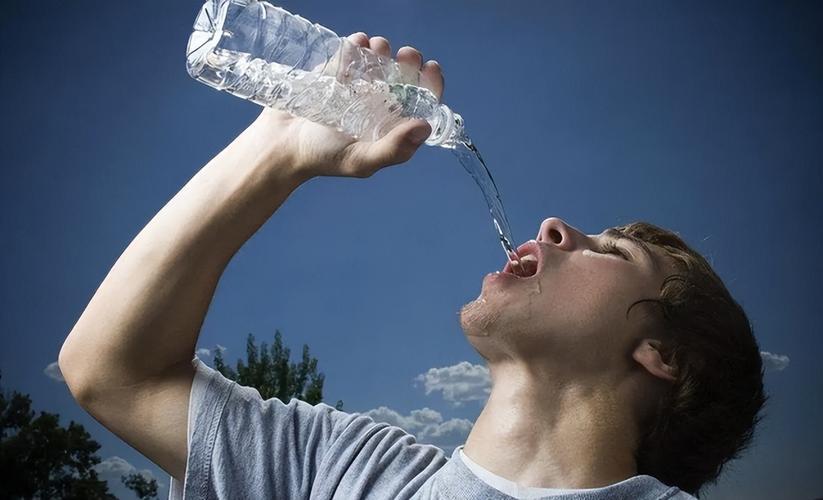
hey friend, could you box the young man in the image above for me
[59,33,765,499]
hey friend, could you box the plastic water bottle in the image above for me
[186,0,466,147]
[186,0,524,271]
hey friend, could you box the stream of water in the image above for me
[450,139,523,275]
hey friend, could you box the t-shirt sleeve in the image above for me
[168,356,367,499]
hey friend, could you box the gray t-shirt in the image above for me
[169,357,695,499]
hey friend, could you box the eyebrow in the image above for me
[602,228,659,271]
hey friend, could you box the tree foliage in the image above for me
[122,472,158,499]
[214,331,343,409]
[0,373,115,499]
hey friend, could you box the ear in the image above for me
[632,339,677,382]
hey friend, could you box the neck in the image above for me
[463,361,639,489]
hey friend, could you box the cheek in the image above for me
[536,258,644,333]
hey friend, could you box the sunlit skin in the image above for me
[460,217,679,489]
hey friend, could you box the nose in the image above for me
[536,217,583,251]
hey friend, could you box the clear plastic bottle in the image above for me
[186,0,466,147]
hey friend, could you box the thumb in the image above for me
[351,119,432,174]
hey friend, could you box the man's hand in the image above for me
[250,32,445,180]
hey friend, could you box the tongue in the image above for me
[513,259,538,277]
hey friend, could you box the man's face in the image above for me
[460,217,673,375]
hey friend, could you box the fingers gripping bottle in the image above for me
[186,0,466,147]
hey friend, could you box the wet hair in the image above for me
[616,222,766,496]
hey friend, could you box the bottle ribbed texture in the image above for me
[186,0,464,146]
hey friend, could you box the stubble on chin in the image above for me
[459,297,501,337]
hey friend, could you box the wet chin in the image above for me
[459,297,502,337]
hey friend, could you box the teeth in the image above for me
[508,253,539,277]
[502,250,540,276]
[519,254,538,264]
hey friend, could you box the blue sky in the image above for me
[1,0,820,498]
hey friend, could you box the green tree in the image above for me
[0,373,115,499]
[122,472,158,499]
[214,331,343,409]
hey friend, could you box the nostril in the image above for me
[548,228,562,244]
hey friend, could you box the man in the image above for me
[59,33,765,499]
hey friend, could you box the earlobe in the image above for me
[633,339,677,382]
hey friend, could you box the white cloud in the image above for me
[95,456,136,477]
[362,406,473,454]
[196,344,227,359]
[94,456,166,499]
[43,361,64,382]
[760,351,790,372]
[414,361,491,406]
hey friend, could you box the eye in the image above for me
[600,241,629,260]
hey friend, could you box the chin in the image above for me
[460,286,523,339]
[461,282,554,357]
[458,297,490,335]
[461,298,527,364]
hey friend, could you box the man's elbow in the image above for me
[58,334,98,408]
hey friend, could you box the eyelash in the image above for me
[600,241,629,260]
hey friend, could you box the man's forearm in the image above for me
[60,116,307,396]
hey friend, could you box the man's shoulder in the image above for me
[657,487,697,500]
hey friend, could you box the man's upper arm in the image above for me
[62,355,195,480]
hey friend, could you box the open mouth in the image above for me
[501,240,541,278]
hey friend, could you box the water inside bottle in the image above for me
[188,38,523,274]
[450,139,524,276]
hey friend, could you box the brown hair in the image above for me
[615,222,766,496]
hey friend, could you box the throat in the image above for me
[463,376,639,489]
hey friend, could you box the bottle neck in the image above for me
[426,105,466,147]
